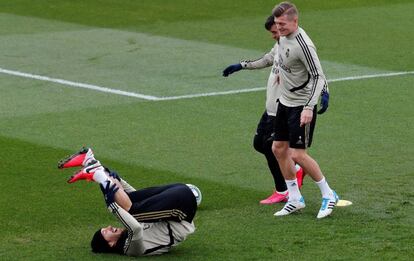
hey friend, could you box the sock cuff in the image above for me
[286,178,298,184]
[315,177,326,184]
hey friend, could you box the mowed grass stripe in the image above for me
[2,11,411,98]
[0,67,159,100]
[0,92,412,260]
[0,13,270,96]
[1,66,413,100]
[0,76,412,193]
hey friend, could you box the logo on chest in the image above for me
[278,53,292,73]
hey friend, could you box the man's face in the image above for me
[101,226,123,247]
[275,14,298,36]
[269,24,280,41]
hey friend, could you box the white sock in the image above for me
[82,149,96,166]
[286,179,302,201]
[315,177,333,198]
[83,155,96,166]
[93,168,110,185]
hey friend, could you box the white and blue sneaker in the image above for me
[317,190,339,219]
[274,197,306,216]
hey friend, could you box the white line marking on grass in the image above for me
[0,67,159,101]
[328,71,414,82]
[1,67,413,101]
[155,87,266,101]
[157,71,414,101]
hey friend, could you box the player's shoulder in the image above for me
[296,27,315,47]
[270,41,279,53]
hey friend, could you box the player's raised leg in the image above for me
[67,160,133,210]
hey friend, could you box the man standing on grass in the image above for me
[270,2,338,219]
[222,15,329,204]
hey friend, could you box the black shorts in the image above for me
[256,111,276,138]
[127,183,197,223]
[273,103,317,149]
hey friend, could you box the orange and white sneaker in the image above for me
[260,191,288,204]
[67,160,103,183]
[58,147,95,169]
[295,164,305,189]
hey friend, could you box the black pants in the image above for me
[253,111,287,192]
[127,183,197,223]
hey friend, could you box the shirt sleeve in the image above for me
[108,202,146,256]
[241,47,275,69]
[297,41,327,107]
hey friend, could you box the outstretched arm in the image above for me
[222,46,275,77]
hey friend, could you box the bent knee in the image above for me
[291,149,307,163]
[272,141,288,158]
[253,134,265,154]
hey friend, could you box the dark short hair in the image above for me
[91,229,113,253]
[90,229,128,254]
[264,15,275,31]
[272,2,298,18]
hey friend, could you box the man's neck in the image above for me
[286,27,299,38]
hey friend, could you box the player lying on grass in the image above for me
[58,148,199,256]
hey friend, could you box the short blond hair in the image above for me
[272,2,298,19]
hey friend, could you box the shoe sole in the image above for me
[260,199,288,205]
[67,170,94,183]
[274,203,305,216]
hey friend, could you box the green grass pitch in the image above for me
[0,0,413,260]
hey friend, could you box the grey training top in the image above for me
[107,203,195,256]
[241,41,281,116]
[277,27,327,108]
[107,179,195,256]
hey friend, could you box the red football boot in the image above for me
[67,160,102,183]
[296,164,305,189]
[260,191,288,204]
[58,147,94,169]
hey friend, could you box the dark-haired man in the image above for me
[270,2,338,219]
[58,148,198,256]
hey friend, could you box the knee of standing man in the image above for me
[290,149,307,164]
[271,141,286,160]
